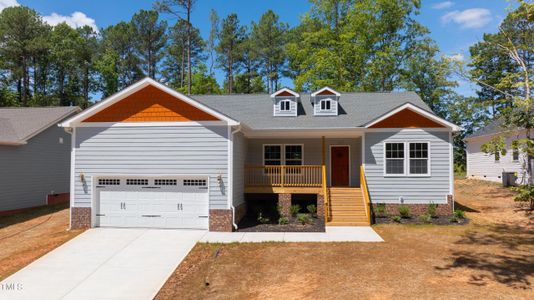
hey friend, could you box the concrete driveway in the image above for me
[0,228,205,300]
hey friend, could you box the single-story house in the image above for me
[59,78,459,231]
[465,119,529,184]
[0,106,81,214]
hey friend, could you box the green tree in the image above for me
[131,10,168,79]
[208,9,219,75]
[163,20,205,90]
[0,6,48,106]
[216,14,246,94]
[155,0,197,94]
[173,63,220,95]
[76,26,98,108]
[233,34,264,94]
[251,10,288,93]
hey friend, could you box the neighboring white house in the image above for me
[465,119,528,184]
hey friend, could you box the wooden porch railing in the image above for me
[245,165,323,187]
[322,165,329,222]
[360,165,371,224]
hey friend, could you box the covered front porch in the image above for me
[241,135,371,225]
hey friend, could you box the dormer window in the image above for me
[271,88,300,117]
[320,99,332,111]
[280,100,291,111]
[312,87,340,116]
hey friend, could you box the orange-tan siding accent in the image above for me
[317,90,336,95]
[275,91,295,97]
[83,85,220,122]
[369,108,445,128]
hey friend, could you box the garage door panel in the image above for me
[95,177,209,229]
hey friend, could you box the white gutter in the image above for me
[229,124,242,230]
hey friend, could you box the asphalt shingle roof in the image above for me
[465,119,504,139]
[192,91,432,130]
[0,107,80,145]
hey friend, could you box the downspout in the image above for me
[229,125,242,230]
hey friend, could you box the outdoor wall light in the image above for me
[80,173,86,183]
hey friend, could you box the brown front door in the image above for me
[331,146,350,186]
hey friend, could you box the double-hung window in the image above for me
[409,143,429,175]
[385,143,405,175]
[264,145,282,166]
[384,142,430,176]
[280,100,291,111]
[512,148,519,162]
[320,99,331,111]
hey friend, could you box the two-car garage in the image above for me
[94,176,209,229]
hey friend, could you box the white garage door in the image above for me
[95,177,209,229]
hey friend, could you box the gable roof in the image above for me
[365,103,460,130]
[311,87,340,97]
[60,77,239,127]
[464,118,517,140]
[270,88,300,98]
[193,91,457,130]
[0,106,81,145]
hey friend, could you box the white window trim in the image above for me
[383,141,431,177]
[279,99,292,112]
[262,144,304,165]
[319,98,332,111]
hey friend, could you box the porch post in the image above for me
[321,136,329,222]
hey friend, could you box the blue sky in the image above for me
[1,0,514,97]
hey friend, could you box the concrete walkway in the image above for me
[0,228,205,300]
[200,226,383,243]
[1,226,382,300]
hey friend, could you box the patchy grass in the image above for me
[0,203,83,280]
[157,179,533,299]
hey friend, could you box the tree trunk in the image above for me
[187,0,192,95]
[181,47,185,89]
[83,65,90,109]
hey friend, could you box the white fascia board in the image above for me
[364,103,460,131]
[59,77,239,128]
[311,86,341,97]
[270,87,300,98]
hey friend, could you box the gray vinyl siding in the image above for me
[73,125,229,209]
[364,130,451,204]
[232,132,247,206]
[246,137,361,187]
[0,125,71,211]
[273,96,297,117]
[313,95,338,116]
[466,132,528,184]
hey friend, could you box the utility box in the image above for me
[502,172,517,187]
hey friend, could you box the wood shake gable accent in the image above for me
[84,85,220,122]
[369,108,445,128]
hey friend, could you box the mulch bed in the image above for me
[238,215,325,232]
[374,215,470,225]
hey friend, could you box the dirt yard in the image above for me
[156,179,533,300]
[0,204,83,280]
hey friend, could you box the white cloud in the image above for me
[444,53,465,62]
[441,8,492,29]
[43,12,98,32]
[432,1,454,10]
[0,0,19,12]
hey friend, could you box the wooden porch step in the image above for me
[326,221,370,226]
[328,212,367,217]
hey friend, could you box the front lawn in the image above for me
[0,203,83,280]
[156,179,533,299]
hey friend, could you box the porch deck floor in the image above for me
[199,226,383,243]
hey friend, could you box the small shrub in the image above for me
[392,216,401,223]
[257,213,270,224]
[454,209,465,219]
[289,204,301,217]
[375,203,387,217]
[427,203,438,218]
[307,204,317,216]
[297,213,311,224]
[449,216,459,223]
[419,213,432,223]
[398,206,411,218]
[278,216,289,225]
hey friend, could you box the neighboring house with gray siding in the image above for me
[465,120,528,184]
[0,107,80,213]
[60,78,459,232]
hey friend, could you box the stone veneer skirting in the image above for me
[71,207,91,229]
[209,209,233,232]
[371,194,454,217]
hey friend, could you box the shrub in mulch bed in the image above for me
[374,215,469,225]
[238,214,325,232]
